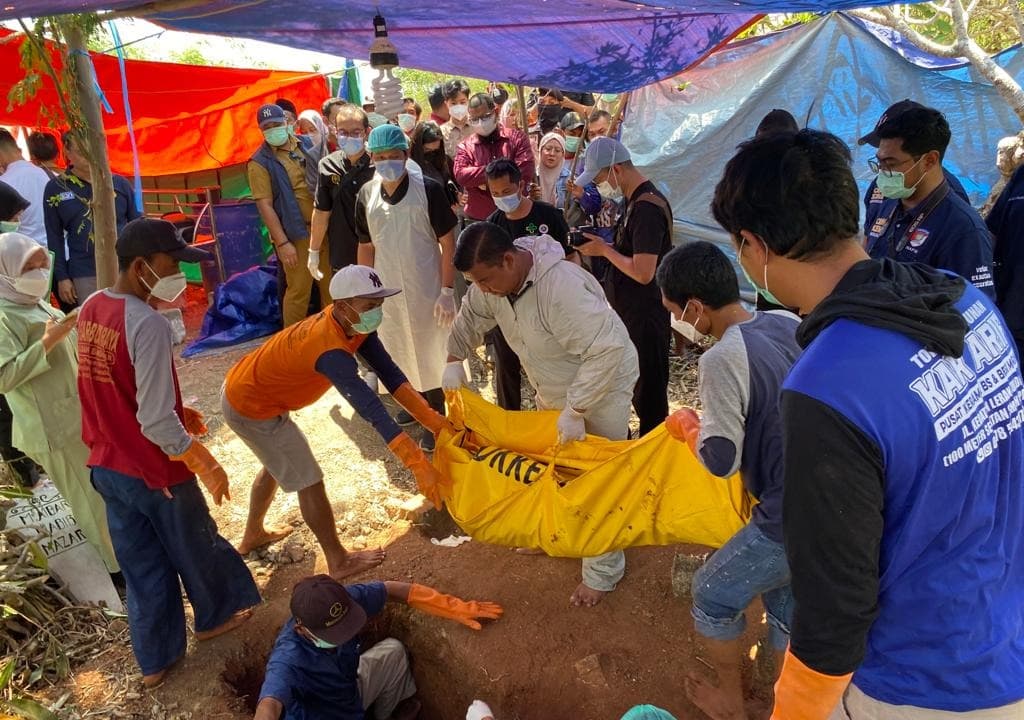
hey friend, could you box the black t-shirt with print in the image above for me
[486,199,573,257]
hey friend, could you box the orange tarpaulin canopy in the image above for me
[0,29,330,176]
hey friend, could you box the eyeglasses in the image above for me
[336,129,365,139]
[467,112,496,126]
[867,155,919,177]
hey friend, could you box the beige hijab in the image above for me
[0,232,48,305]
[537,132,565,206]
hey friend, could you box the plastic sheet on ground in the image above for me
[435,389,753,558]
[181,265,281,359]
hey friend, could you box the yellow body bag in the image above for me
[434,389,754,557]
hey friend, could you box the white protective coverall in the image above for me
[447,234,639,591]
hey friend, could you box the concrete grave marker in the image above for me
[6,478,123,612]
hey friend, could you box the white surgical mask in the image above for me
[397,114,416,133]
[473,117,497,136]
[375,159,406,183]
[141,261,187,303]
[338,136,365,157]
[671,301,709,343]
[492,193,522,214]
[449,103,469,121]
[8,268,49,301]
[597,166,622,201]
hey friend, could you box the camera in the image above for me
[568,225,598,247]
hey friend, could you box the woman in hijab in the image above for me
[537,132,566,207]
[297,108,330,186]
[0,231,118,573]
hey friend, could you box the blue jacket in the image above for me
[782,259,1024,710]
[250,142,312,243]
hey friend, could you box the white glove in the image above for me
[434,287,456,328]
[557,406,586,445]
[442,360,469,391]
[306,248,324,280]
[466,700,495,720]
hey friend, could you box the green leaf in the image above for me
[0,659,14,690]
[6,697,59,720]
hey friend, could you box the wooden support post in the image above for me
[66,24,119,289]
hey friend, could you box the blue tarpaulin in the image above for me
[622,12,1023,244]
[181,265,282,359]
[0,1,924,92]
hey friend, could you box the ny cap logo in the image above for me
[368,271,383,288]
[261,107,274,118]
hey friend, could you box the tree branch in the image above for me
[1009,1,1024,45]
[869,5,964,57]
[949,0,1024,123]
[15,19,79,127]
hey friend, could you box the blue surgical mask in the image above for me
[738,238,785,307]
[339,136,365,157]
[564,136,581,154]
[492,193,522,214]
[263,126,290,147]
[0,221,20,233]
[876,157,924,200]
[349,304,383,334]
[376,159,406,183]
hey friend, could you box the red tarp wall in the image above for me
[0,28,330,176]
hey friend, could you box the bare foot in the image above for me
[392,696,422,720]
[328,548,387,580]
[569,582,609,608]
[514,547,546,555]
[237,525,294,555]
[683,671,746,720]
[142,653,184,689]
[195,607,254,641]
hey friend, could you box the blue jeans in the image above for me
[91,467,262,675]
[691,521,793,650]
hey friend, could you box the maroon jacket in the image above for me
[453,126,536,220]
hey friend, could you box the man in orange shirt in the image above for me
[222,265,451,579]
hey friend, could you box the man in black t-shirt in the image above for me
[482,159,579,411]
[576,137,671,436]
[309,105,377,277]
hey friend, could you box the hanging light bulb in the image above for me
[369,13,404,121]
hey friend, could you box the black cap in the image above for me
[858,99,925,147]
[290,574,367,645]
[116,217,211,263]
[0,180,29,222]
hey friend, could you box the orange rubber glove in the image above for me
[170,440,230,506]
[388,433,451,509]
[182,406,208,436]
[771,649,852,720]
[393,383,453,436]
[407,583,503,630]
[666,407,701,457]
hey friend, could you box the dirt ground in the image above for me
[36,299,776,720]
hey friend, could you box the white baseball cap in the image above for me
[329,265,401,300]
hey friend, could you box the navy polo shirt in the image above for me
[863,167,969,236]
[865,183,995,299]
[985,165,1024,357]
[258,582,387,720]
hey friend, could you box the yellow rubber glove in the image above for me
[392,383,453,437]
[170,440,230,505]
[388,433,451,508]
[407,583,503,630]
[772,649,852,720]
